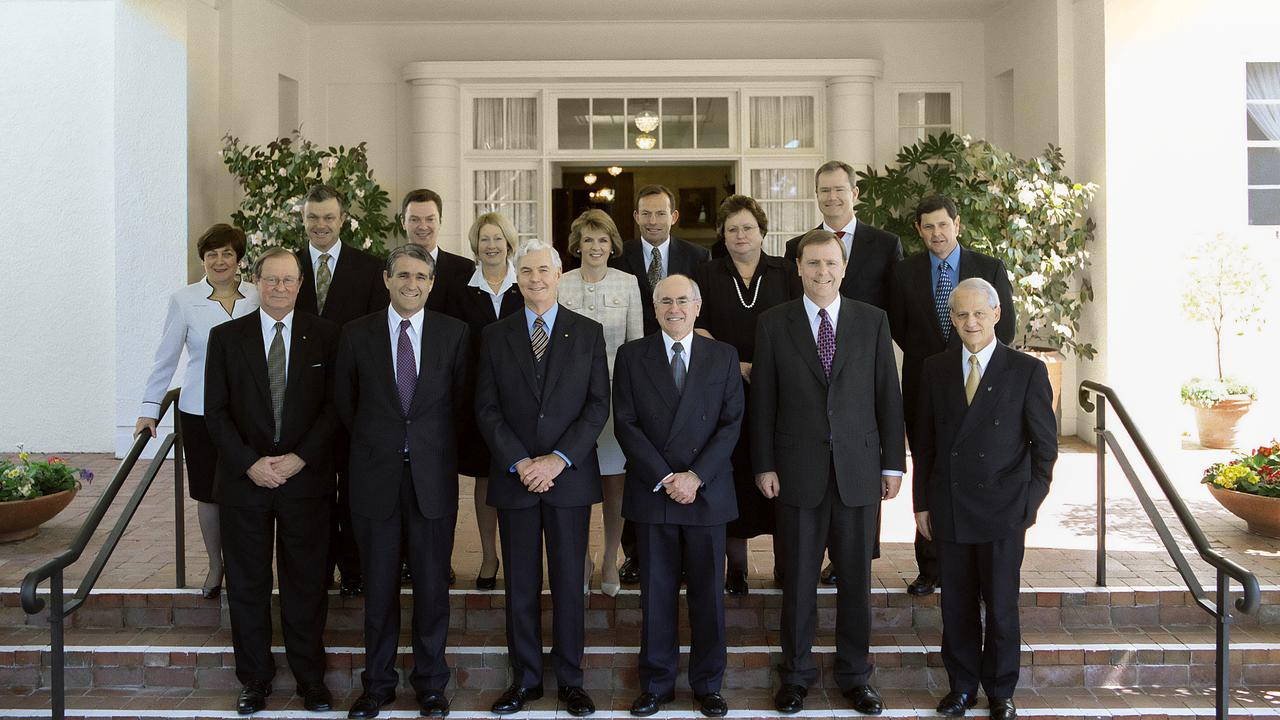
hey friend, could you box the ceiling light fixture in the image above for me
[583,172,597,185]
[634,110,660,134]
[607,166,623,176]
[635,133,656,150]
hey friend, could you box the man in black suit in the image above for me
[293,183,388,598]
[204,247,341,716]
[335,244,470,719]
[475,239,610,717]
[889,194,1017,597]
[751,229,906,716]
[613,274,743,719]
[401,188,475,312]
[609,184,710,583]
[912,278,1056,720]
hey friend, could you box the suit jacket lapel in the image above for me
[408,314,434,416]
[282,314,313,424]
[539,310,573,405]
[827,300,862,383]
[240,313,271,400]
[956,343,1011,442]
[641,334,679,415]
[503,314,540,400]
[668,333,711,440]
[626,241,652,296]
[373,314,402,413]
[785,302,827,385]
[912,254,947,346]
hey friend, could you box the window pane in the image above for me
[627,97,659,150]
[1246,62,1280,100]
[474,170,535,204]
[1249,189,1280,225]
[780,96,814,148]
[697,97,730,148]
[900,127,929,147]
[592,98,625,150]
[1248,147,1280,185]
[474,98,503,150]
[898,92,951,127]
[749,96,781,149]
[558,98,589,150]
[662,97,694,149]
[506,98,537,150]
[1248,105,1280,141]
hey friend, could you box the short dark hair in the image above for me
[814,160,856,189]
[401,188,443,220]
[196,223,247,261]
[384,243,436,279]
[635,184,676,210]
[303,184,346,213]
[795,228,848,263]
[715,195,769,245]
[914,194,959,224]
[250,246,304,280]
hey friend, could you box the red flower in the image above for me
[48,456,63,464]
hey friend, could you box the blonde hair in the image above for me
[567,209,623,257]
[467,212,519,259]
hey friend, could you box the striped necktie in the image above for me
[531,316,548,361]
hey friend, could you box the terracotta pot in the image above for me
[1193,396,1253,449]
[1026,348,1063,413]
[0,487,78,543]
[1207,484,1280,538]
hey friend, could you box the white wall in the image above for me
[0,2,116,452]
[984,0,1060,158]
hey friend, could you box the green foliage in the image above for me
[1181,234,1270,382]
[1202,440,1280,497]
[0,446,90,502]
[220,131,396,267]
[1180,377,1258,408]
[856,132,1098,358]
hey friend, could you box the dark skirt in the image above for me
[457,412,491,479]
[179,411,217,503]
[727,379,775,539]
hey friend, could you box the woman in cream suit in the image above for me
[135,224,259,599]
[559,209,643,596]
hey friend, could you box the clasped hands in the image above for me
[247,453,306,488]
[661,471,701,504]
[515,454,567,493]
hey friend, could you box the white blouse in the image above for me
[139,278,260,418]
[467,263,517,318]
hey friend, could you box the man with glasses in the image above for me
[204,246,342,715]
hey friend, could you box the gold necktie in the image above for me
[965,354,981,405]
[316,253,333,314]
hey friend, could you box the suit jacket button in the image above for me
[994,419,1001,426]
[977,482,984,488]
[951,451,958,457]
[978,451,985,458]
[539,413,545,419]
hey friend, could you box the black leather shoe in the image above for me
[491,684,544,714]
[476,560,499,590]
[696,692,728,717]
[907,574,937,596]
[724,570,749,595]
[936,690,978,716]
[236,681,271,715]
[418,689,449,717]
[201,584,222,600]
[844,685,883,715]
[559,686,595,717]
[990,697,1018,720]
[820,562,838,585]
[773,684,807,714]
[619,556,640,585]
[299,684,332,712]
[339,576,363,597]
[347,692,394,719]
[629,691,673,717]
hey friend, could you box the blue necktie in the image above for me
[935,261,953,343]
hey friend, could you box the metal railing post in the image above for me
[1095,395,1107,586]
[174,410,186,589]
[50,568,64,720]
[1216,568,1232,720]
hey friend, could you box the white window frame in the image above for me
[544,86,739,157]
[893,83,963,146]
[1246,62,1280,227]
[462,88,543,158]
[465,161,542,253]
[740,157,823,257]
[741,86,825,155]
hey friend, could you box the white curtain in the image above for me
[506,98,536,150]
[475,98,537,150]
[474,170,536,236]
[752,168,817,255]
[1247,63,1280,141]
[750,97,781,149]
[474,98,503,150]
[750,97,814,149]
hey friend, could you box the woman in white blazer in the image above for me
[559,209,644,595]
[134,224,259,598]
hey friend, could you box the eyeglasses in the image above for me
[656,297,696,308]
[259,276,301,287]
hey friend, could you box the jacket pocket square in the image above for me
[310,362,323,368]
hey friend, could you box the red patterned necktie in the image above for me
[817,308,835,378]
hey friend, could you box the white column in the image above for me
[408,78,463,254]
[826,75,876,169]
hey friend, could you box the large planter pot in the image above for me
[1193,396,1253,449]
[1026,348,1063,414]
[1207,484,1280,538]
[0,487,78,543]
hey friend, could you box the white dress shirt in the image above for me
[821,217,859,258]
[388,306,425,378]
[661,330,694,367]
[259,309,295,381]
[961,336,999,383]
[642,237,671,278]
[139,278,260,418]
[309,240,343,277]
[467,263,516,318]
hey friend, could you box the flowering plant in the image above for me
[1203,440,1280,497]
[1181,377,1257,409]
[220,130,396,268]
[855,132,1098,358]
[0,445,93,502]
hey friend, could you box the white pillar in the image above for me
[408,78,463,254]
[826,75,876,169]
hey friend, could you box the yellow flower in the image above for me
[1214,464,1258,490]
[4,467,19,479]
[18,452,29,463]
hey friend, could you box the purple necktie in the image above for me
[397,319,416,415]
[817,308,835,379]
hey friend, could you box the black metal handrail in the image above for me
[19,387,186,720]
[1079,380,1259,720]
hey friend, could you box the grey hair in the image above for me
[652,273,702,303]
[384,243,436,279]
[948,277,1000,310]
[513,238,562,271]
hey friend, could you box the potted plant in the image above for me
[1180,234,1270,449]
[0,445,93,542]
[1202,440,1280,537]
[856,133,1098,411]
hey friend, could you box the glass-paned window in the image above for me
[749,96,815,150]
[751,168,817,256]
[592,98,625,150]
[698,97,730,148]
[1247,62,1280,225]
[557,98,590,150]
[473,97,537,151]
[897,91,953,147]
[474,170,538,243]
[662,97,695,149]
[555,96,731,150]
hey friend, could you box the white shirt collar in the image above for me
[801,293,842,336]
[821,217,858,236]
[309,241,342,267]
[387,305,425,336]
[962,337,999,379]
[467,263,516,296]
[642,237,670,269]
[259,309,294,337]
[661,330,694,364]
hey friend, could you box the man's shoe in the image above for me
[347,692,394,719]
[619,556,640,585]
[299,684,332,712]
[725,570,749,596]
[844,685,883,715]
[558,686,595,717]
[338,576,363,598]
[696,692,729,718]
[491,684,543,714]
[236,681,271,715]
[418,690,449,717]
[820,562,838,586]
[936,690,978,716]
[990,697,1018,720]
[907,574,937,596]
[629,691,673,717]
[773,684,807,714]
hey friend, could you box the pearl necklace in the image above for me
[733,272,764,309]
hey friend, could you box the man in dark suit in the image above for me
[204,247,341,716]
[475,239,610,717]
[751,229,906,716]
[609,184,710,583]
[889,194,1017,597]
[334,244,470,719]
[613,274,743,718]
[293,183,388,598]
[401,188,475,312]
[912,278,1056,720]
